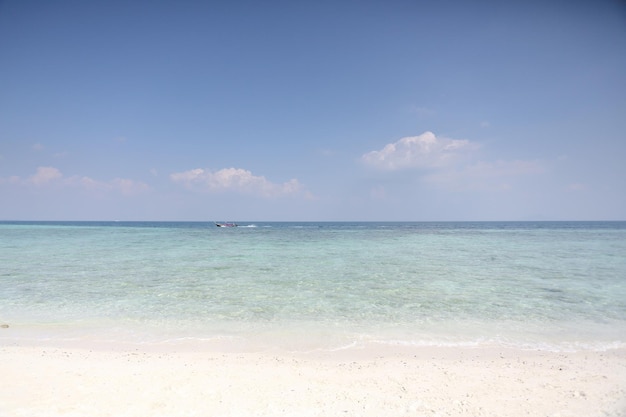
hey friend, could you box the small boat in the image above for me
[215,222,238,228]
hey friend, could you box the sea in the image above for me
[1,221,625,352]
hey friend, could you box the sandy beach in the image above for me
[1,343,624,417]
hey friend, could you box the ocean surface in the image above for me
[1,221,625,352]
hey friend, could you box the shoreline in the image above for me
[3,316,625,355]
[1,342,625,416]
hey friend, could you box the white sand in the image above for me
[0,344,625,417]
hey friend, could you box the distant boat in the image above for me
[215,222,238,228]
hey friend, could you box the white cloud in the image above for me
[362,131,477,171]
[1,166,149,195]
[29,166,62,185]
[110,178,150,195]
[65,175,102,190]
[63,174,149,195]
[170,167,302,197]
[362,132,547,193]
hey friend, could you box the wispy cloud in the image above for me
[409,106,436,119]
[170,167,303,197]
[423,160,545,191]
[0,166,150,195]
[567,183,587,192]
[362,131,478,171]
[53,151,69,158]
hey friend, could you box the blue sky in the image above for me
[1,0,625,221]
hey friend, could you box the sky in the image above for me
[1,0,625,221]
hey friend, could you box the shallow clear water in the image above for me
[1,221,625,351]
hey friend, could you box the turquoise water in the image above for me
[1,221,625,351]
